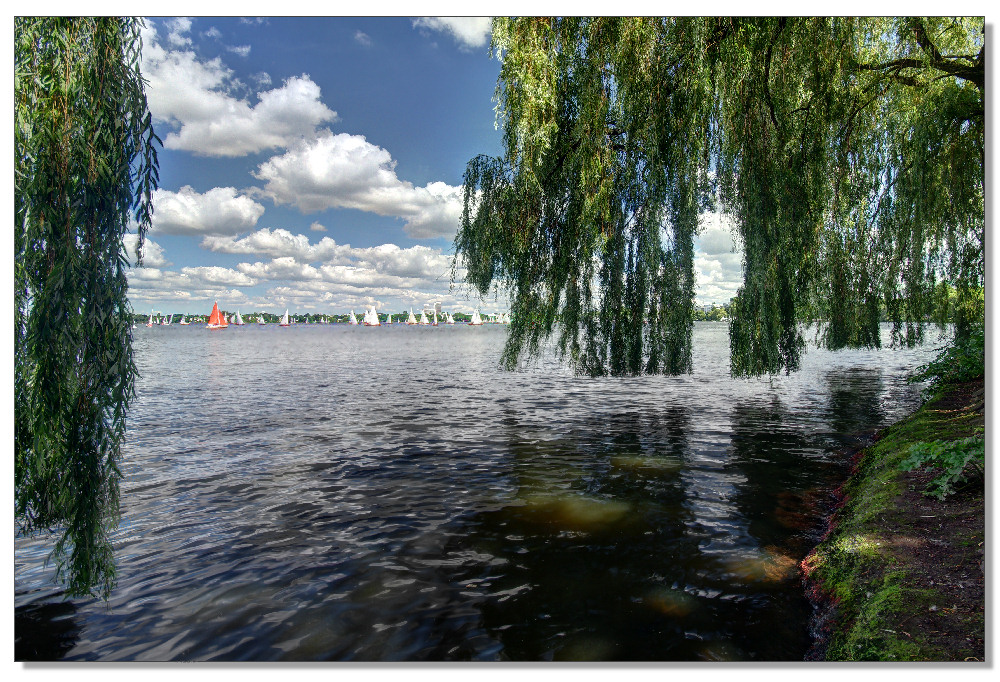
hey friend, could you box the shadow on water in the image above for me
[15,593,80,661]
[824,366,887,445]
[441,403,707,661]
[714,367,891,660]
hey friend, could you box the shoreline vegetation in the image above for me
[802,375,985,661]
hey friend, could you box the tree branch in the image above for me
[853,21,984,93]
[763,18,786,132]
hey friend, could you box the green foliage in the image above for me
[15,17,159,598]
[908,326,984,396]
[899,437,985,500]
[457,17,984,378]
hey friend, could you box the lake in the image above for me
[14,321,941,661]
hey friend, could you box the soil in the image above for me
[877,378,986,660]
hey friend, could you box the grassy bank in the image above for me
[801,377,985,661]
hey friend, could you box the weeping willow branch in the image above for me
[455,16,983,379]
[15,16,160,599]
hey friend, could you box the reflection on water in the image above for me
[14,323,939,660]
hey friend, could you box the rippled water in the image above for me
[14,322,941,661]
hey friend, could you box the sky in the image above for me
[125,16,745,317]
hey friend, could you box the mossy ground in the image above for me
[802,378,985,661]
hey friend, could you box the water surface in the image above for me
[14,322,940,661]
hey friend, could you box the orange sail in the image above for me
[206,301,228,329]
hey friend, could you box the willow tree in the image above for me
[456,17,984,377]
[15,17,159,598]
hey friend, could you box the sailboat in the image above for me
[179,314,189,325]
[146,309,154,327]
[363,306,381,326]
[234,310,245,326]
[385,314,392,325]
[446,312,455,325]
[419,310,429,325]
[469,309,484,325]
[257,315,266,325]
[163,313,171,325]
[349,310,359,325]
[279,309,290,327]
[206,301,228,329]
[406,308,418,325]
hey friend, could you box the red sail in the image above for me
[207,301,228,328]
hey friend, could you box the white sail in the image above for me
[234,310,244,325]
[469,309,483,325]
[362,305,380,326]
[280,309,290,326]
[406,308,417,324]
[349,310,358,325]
[419,310,429,325]
[446,312,455,325]
[386,314,392,325]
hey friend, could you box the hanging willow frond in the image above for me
[456,17,984,378]
[15,16,160,599]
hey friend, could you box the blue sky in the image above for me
[127,16,744,316]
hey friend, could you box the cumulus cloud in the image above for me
[152,186,265,236]
[123,233,169,268]
[237,257,323,281]
[180,265,257,287]
[309,221,327,232]
[141,20,337,157]
[350,243,453,279]
[163,17,193,47]
[201,228,351,263]
[413,17,492,50]
[127,267,255,307]
[253,132,463,238]
[192,225,474,311]
[694,211,743,305]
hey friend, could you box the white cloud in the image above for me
[351,243,454,279]
[192,224,475,311]
[354,30,372,47]
[163,17,193,47]
[227,44,251,57]
[201,228,351,263]
[413,17,492,50]
[127,267,254,307]
[309,221,327,232]
[238,257,323,281]
[253,132,463,238]
[123,233,169,268]
[694,211,743,305]
[152,186,266,236]
[141,20,337,157]
[180,266,257,287]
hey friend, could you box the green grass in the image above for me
[802,381,983,661]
